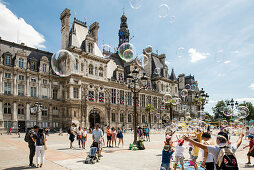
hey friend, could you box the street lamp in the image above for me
[127,66,148,144]
[194,88,209,117]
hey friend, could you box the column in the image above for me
[26,75,30,97]
[49,80,52,99]
[38,77,41,98]
[69,85,73,99]
[59,84,63,99]
[0,100,4,131]
[26,102,31,128]
[13,74,17,96]
[12,102,18,128]
[79,86,81,99]
[49,105,53,128]
[0,71,2,93]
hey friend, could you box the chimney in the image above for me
[60,8,71,49]
[89,22,99,45]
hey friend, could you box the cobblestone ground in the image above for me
[0,130,253,170]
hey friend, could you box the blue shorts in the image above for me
[161,163,170,170]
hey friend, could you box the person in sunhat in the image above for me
[243,135,254,165]
[161,145,174,170]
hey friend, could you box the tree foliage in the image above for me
[239,102,254,121]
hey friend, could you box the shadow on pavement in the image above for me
[57,148,71,150]
[4,166,33,170]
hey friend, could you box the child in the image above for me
[174,139,185,170]
[82,127,88,149]
[243,135,254,164]
[191,138,200,170]
[164,135,173,147]
[161,145,174,170]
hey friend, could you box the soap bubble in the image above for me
[129,0,143,9]
[101,44,112,58]
[176,47,186,58]
[136,54,149,68]
[235,106,249,119]
[190,84,196,91]
[185,84,191,90]
[51,49,76,77]
[215,50,225,63]
[118,42,136,62]
[222,106,233,117]
[169,16,176,24]
[158,4,169,18]
[154,67,161,75]
[180,89,188,97]
[221,120,228,127]
[144,45,152,55]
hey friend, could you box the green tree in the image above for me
[213,100,231,121]
[239,102,254,121]
[145,104,154,128]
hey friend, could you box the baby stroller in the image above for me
[85,142,99,164]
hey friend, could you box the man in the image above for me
[183,131,244,170]
[27,125,39,167]
[92,124,103,157]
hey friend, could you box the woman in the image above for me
[200,132,215,170]
[82,127,87,149]
[77,127,83,148]
[69,123,76,149]
[32,128,47,168]
[117,127,124,147]
[111,127,117,147]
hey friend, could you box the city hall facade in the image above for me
[0,9,200,132]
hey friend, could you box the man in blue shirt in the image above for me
[161,145,174,170]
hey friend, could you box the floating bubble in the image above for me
[180,89,188,97]
[129,0,143,9]
[185,84,191,90]
[222,106,233,117]
[118,43,136,62]
[154,67,161,75]
[144,45,152,55]
[235,106,249,119]
[158,4,169,18]
[215,50,225,63]
[190,84,196,91]
[169,16,176,24]
[101,44,112,58]
[221,120,228,127]
[136,54,149,68]
[176,47,186,58]
[51,49,76,77]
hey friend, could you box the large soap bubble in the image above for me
[118,43,136,62]
[158,4,169,18]
[101,44,112,58]
[136,54,149,68]
[180,89,188,97]
[51,49,76,77]
[129,0,143,9]
[235,106,249,119]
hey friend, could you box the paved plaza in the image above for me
[0,131,253,170]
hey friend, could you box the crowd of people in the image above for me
[160,126,254,170]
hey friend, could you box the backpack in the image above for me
[24,131,30,142]
[217,146,238,170]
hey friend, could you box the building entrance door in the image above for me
[18,121,26,132]
[89,108,100,129]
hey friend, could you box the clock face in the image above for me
[119,31,124,36]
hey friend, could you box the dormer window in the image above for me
[99,67,103,77]
[42,64,47,72]
[88,43,93,53]
[19,58,24,68]
[30,61,36,71]
[5,55,11,66]
[89,64,93,75]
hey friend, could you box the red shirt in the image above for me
[106,129,111,136]
[249,139,254,149]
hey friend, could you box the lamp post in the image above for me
[194,88,209,117]
[127,67,148,144]
[225,98,238,126]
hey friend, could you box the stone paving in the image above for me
[0,131,254,170]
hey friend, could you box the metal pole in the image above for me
[133,87,137,144]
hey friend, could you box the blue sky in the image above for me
[0,0,254,114]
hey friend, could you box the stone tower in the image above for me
[60,8,71,49]
[118,12,130,47]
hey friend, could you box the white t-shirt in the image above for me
[77,129,83,135]
[83,130,87,137]
[175,145,185,157]
[207,144,237,163]
[201,141,214,163]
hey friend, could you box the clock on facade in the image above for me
[119,31,125,36]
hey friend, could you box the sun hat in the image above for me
[178,139,184,145]
[166,135,171,140]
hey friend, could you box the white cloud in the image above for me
[165,61,171,65]
[235,98,254,105]
[224,60,231,64]
[188,48,209,63]
[249,83,254,90]
[0,2,45,48]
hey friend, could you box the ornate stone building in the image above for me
[0,8,196,132]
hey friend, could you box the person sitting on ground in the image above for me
[174,139,185,170]
[161,145,174,170]
[183,131,244,170]
[243,135,254,165]
[200,132,215,170]
[92,124,103,157]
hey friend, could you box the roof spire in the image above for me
[74,10,76,18]
[123,7,125,14]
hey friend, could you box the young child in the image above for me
[243,135,254,164]
[161,145,174,170]
[174,139,185,170]
[164,135,173,147]
[191,138,200,170]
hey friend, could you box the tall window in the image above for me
[75,61,78,70]
[31,77,36,82]
[30,87,37,97]
[4,103,11,114]
[88,43,93,53]
[4,82,11,94]
[99,67,103,77]
[99,93,104,103]
[128,114,132,123]
[73,87,79,98]
[111,113,115,122]
[88,91,94,101]
[74,111,76,117]
[153,97,157,109]
[141,94,146,107]
[89,64,93,74]
[111,89,116,104]
[42,79,47,84]
[5,55,11,66]
[53,89,58,100]
[42,106,48,116]
[142,115,146,123]
[18,104,24,115]
[118,73,123,81]
[127,92,132,106]
[19,58,24,68]
[161,84,164,91]
[18,84,25,96]
[42,64,47,72]
[18,75,24,80]
[120,90,124,105]
[147,96,151,104]
[5,73,11,78]
[120,113,124,122]
[30,62,36,71]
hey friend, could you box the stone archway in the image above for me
[89,108,100,129]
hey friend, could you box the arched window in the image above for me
[4,103,11,114]
[18,104,24,115]
[88,43,93,53]
[128,114,132,123]
[89,64,93,74]
[99,67,103,77]
[120,113,124,122]
[5,55,11,66]
[111,113,115,122]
